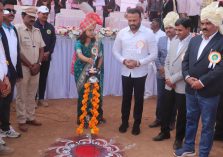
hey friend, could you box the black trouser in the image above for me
[121,75,147,126]
[0,77,16,131]
[161,89,186,141]
[215,95,223,135]
[189,15,199,33]
[155,77,177,123]
[38,61,50,100]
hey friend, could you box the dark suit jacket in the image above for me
[103,0,116,17]
[162,0,173,18]
[0,27,23,81]
[34,19,56,61]
[182,32,223,97]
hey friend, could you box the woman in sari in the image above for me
[73,13,105,125]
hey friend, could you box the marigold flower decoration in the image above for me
[76,82,100,135]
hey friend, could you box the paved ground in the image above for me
[4,96,223,157]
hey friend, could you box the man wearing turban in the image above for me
[174,3,223,157]
[149,12,178,129]
[153,12,193,151]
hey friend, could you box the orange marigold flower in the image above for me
[76,127,84,135]
[91,127,99,134]
[84,83,90,88]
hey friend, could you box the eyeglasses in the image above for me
[3,9,16,15]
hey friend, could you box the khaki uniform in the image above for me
[16,24,45,123]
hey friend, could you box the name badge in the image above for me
[208,51,221,69]
[136,40,145,54]
[47,29,51,35]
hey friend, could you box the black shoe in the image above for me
[149,120,161,128]
[132,126,140,135]
[119,123,129,133]
[214,133,223,141]
[153,132,170,141]
[173,140,183,150]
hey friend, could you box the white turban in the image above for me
[201,2,223,34]
[163,11,179,28]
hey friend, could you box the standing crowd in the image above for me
[0,0,56,154]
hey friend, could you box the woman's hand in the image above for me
[87,58,94,65]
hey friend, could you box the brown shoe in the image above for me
[38,100,49,107]
[26,120,42,126]
[18,123,28,132]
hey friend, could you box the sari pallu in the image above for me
[73,40,104,122]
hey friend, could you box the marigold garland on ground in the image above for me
[76,82,100,135]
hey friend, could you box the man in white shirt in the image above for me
[0,38,10,98]
[176,0,187,17]
[144,18,165,99]
[175,5,223,157]
[0,0,23,139]
[0,0,14,155]
[113,8,157,135]
[153,18,192,151]
[149,12,178,129]
[186,0,202,32]
[0,44,13,155]
[151,18,166,42]
[0,41,7,89]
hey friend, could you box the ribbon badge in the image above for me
[136,40,145,54]
[47,29,51,35]
[91,46,98,56]
[208,51,221,69]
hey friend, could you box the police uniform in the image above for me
[16,7,45,124]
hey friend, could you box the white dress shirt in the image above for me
[177,0,187,14]
[167,36,177,53]
[186,0,202,16]
[113,25,157,78]
[154,29,166,43]
[3,24,18,69]
[0,39,8,81]
[177,34,191,55]
[197,32,217,60]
